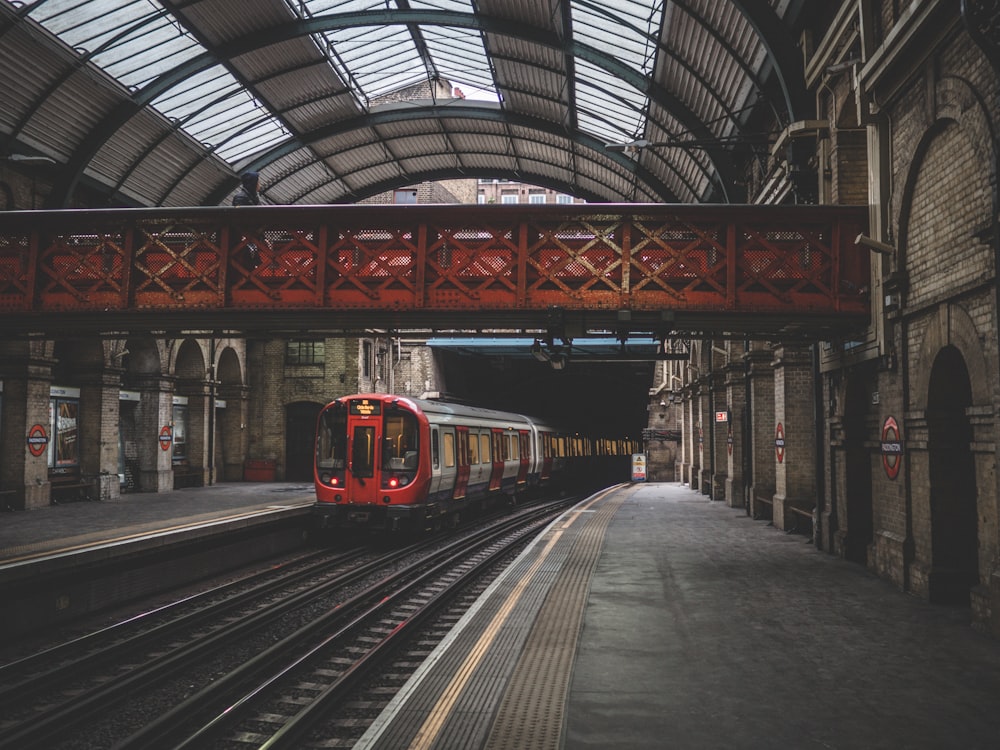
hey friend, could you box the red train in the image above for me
[313,393,637,533]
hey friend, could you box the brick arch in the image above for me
[896,74,998,271]
[911,303,993,412]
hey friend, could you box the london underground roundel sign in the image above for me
[159,425,173,451]
[27,424,49,457]
[881,415,902,480]
[775,422,785,463]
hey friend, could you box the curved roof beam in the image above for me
[287,167,621,207]
[50,9,735,206]
[727,0,810,121]
[202,105,682,205]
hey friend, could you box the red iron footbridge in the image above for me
[0,203,869,339]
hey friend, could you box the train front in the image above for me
[313,394,430,533]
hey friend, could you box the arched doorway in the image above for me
[286,401,322,482]
[843,376,873,564]
[927,346,978,606]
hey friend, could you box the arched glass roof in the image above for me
[0,0,816,207]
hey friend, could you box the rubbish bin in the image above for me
[244,459,276,481]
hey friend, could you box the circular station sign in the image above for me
[881,415,903,480]
[159,425,173,451]
[26,424,49,457]
[775,422,785,463]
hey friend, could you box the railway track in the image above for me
[0,498,572,749]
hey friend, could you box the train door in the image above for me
[490,428,504,491]
[438,427,457,498]
[517,430,529,487]
[454,426,470,499]
[541,432,554,481]
[345,400,381,506]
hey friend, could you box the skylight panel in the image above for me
[25,0,202,88]
[573,0,658,74]
[574,58,647,143]
[149,65,290,162]
[421,26,495,93]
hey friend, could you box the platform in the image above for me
[0,482,314,637]
[358,482,1000,750]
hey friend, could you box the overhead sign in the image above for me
[27,424,49,457]
[880,416,902,480]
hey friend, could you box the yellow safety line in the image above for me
[0,504,309,566]
[406,486,618,750]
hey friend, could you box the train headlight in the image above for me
[388,477,399,488]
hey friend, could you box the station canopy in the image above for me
[0,0,821,208]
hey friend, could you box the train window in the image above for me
[443,431,456,468]
[382,407,419,471]
[457,431,469,466]
[352,425,375,478]
[469,432,479,464]
[509,434,519,460]
[480,433,491,463]
[316,403,347,469]
[432,428,440,470]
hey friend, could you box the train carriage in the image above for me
[313,394,563,533]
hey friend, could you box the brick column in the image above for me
[682,385,699,488]
[747,345,776,519]
[0,350,54,509]
[725,359,747,510]
[134,375,175,492]
[697,376,712,495]
[711,371,728,500]
[772,344,816,531]
[78,367,124,501]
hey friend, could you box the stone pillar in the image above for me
[0,349,54,509]
[135,376,175,492]
[725,359,747,510]
[772,344,816,531]
[683,385,699,488]
[711,370,728,500]
[697,376,712,495]
[218,383,250,482]
[747,344,776,519]
[78,367,124,501]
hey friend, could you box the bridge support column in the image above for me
[747,344,776,520]
[771,344,816,532]
[0,345,54,510]
[710,370,728,500]
[78,367,124,502]
[682,384,699,489]
[133,376,176,492]
[697,378,712,495]
[725,353,747,510]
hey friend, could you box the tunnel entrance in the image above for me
[285,401,322,482]
[927,346,978,606]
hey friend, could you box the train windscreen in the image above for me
[316,402,347,470]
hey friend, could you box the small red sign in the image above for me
[775,422,785,463]
[27,424,49,457]
[881,416,902,480]
[159,425,173,451]
[715,410,729,423]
